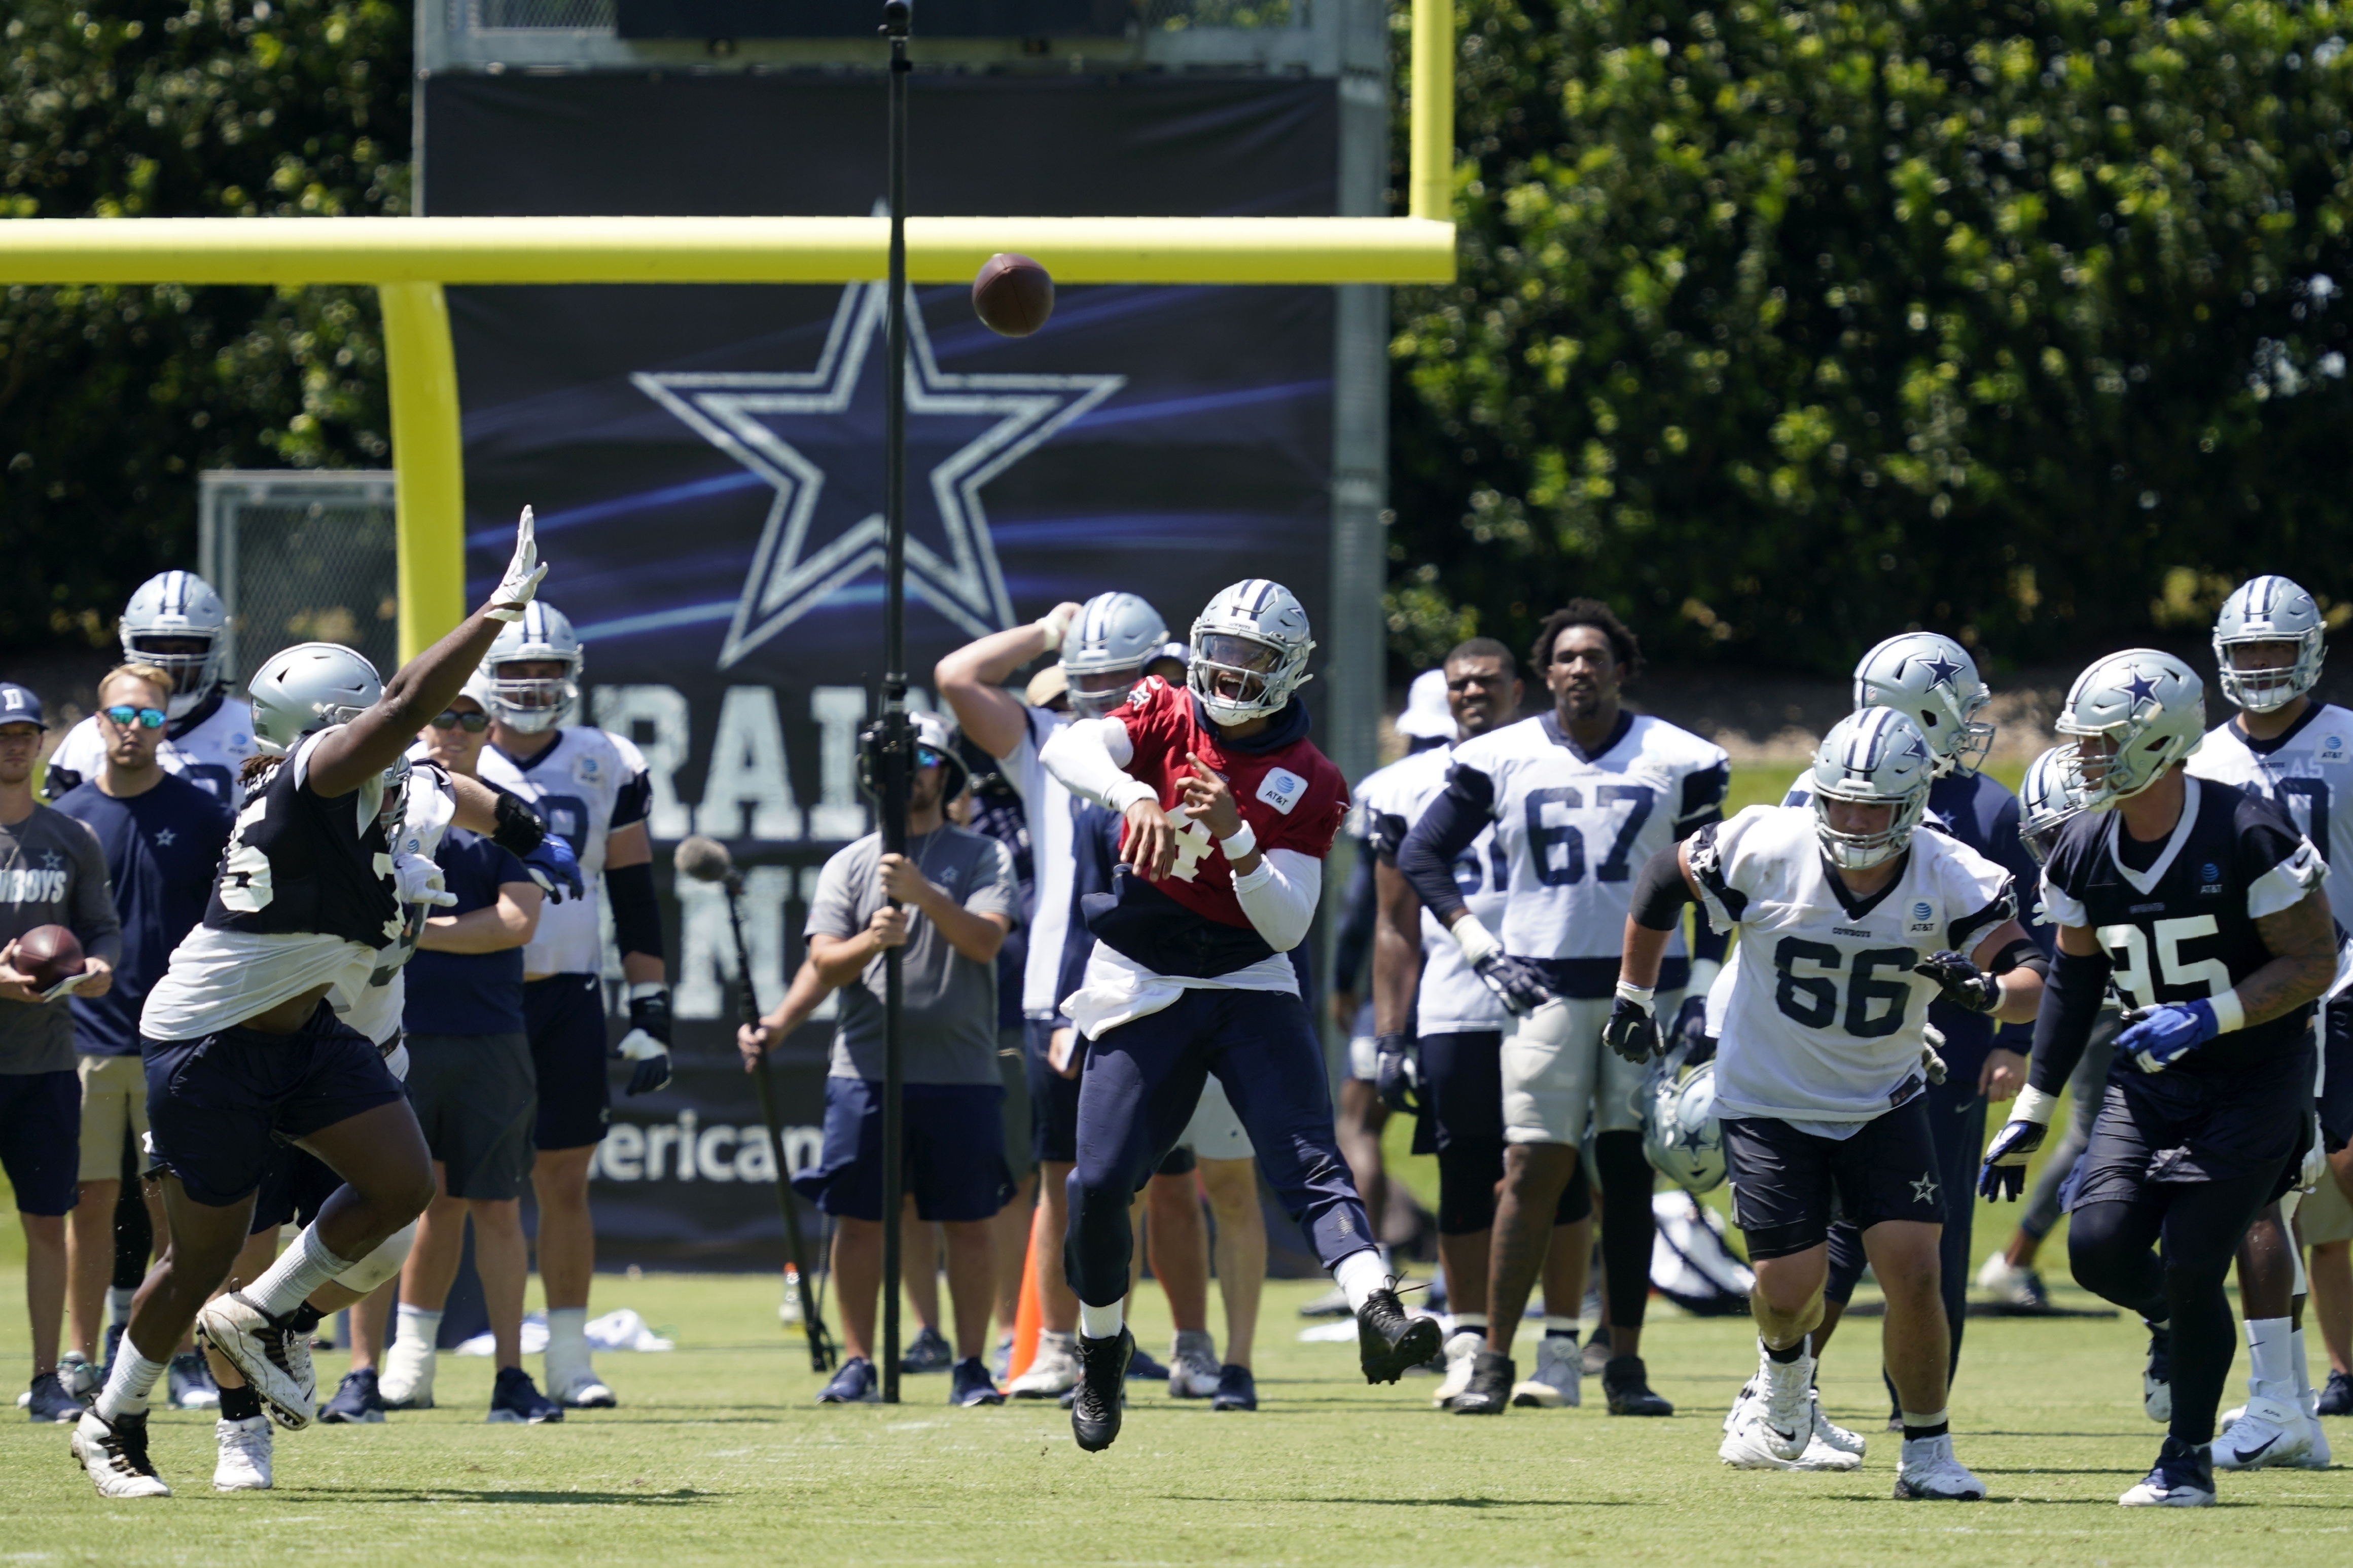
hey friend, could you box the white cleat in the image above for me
[1006,1333,1080,1400]
[548,1367,617,1409]
[2119,1439,2216,1506]
[1168,1331,1221,1400]
[2297,1398,2333,1470]
[70,1410,171,1499]
[1719,1405,1860,1471]
[195,1293,313,1431]
[1430,1330,1483,1409]
[378,1335,437,1411]
[1511,1335,1583,1408]
[1892,1433,1988,1500]
[1722,1376,1757,1435]
[2213,1395,2312,1470]
[213,1415,274,1491]
[1755,1345,1815,1463]
[1808,1391,1866,1462]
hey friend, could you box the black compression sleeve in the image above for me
[2026,947,2112,1096]
[489,787,547,857]
[607,860,664,961]
[1987,936,2049,977]
[1397,765,1494,920]
[1628,845,1696,932]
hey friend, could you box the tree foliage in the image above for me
[1388,0,2353,676]
[0,0,406,650]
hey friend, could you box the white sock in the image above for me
[94,1345,167,1423]
[1334,1249,1390,1314]
[106,1286,135,1328]
[2248,1316,2295,1402]
[1078,1299,1124,1340]
[394,1303,443,1351]
[1543,1315,1581,1339]
[247,1224,358,1319]
[2293,1326,2316,1413]
[1446,1312,1488,1337]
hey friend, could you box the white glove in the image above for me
[1035,602,1077,652]
[2303,1122,2329,1193]
[485,506,548,623]
[391,853,458,908]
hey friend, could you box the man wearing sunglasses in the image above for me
[43,572,260,809]
[50,666,236,1416]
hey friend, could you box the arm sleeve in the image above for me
[2026,946,2115,1096]
[1039,717,1156,814]
[606,860,664,961]
[1396,764,1496,921]
[1330,853,1378,991]
[1628,844,1697,931]
[66,819,123,967]
[1231,847,1322,952]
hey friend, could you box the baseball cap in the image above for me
[0,682,48,731]
[1394,668,1457,740]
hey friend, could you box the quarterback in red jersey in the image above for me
[1042,578,1440,1452]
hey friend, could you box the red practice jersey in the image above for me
[1111,676,1350,930]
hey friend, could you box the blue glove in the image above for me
[1374,1033,1421,1114]
[616,986,673,1097]
[1601,992,1662,1066]
[1668,993,1714,1063]
[522,832,584,904]
[1914,949,2002,1013]
[2119,999,2222,1074]
[1978,1118,2048,1201]
[1472,951,1555,1017]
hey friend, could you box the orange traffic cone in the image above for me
[1005,1200,1047,1383]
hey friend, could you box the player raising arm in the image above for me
[1980,650,2336,1507]
[1616,708,2043,1501]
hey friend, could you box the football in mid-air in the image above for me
[972,252,1054,338]
[12,924,83,994]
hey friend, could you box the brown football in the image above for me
[13,924,83,992]
[972,252,1055,338]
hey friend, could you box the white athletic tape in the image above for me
[334,1221,416,1295]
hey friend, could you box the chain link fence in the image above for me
[446,0,1298,32]
[198,471,400,686]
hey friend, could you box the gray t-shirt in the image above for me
[807,825,1018,1085]
[0,804,124,1075]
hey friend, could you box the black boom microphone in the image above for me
[673,834,838,1373]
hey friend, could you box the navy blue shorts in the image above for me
[2075,1045,2313,1210]
[1026,1016,1084,1166]
[143,1004,406,1210]
[526,973,610,1151]
[0,1069,82,1217]
[249,1148,342,1235]
[1722,1097,1945,1261]
[792,1078,1014,1223]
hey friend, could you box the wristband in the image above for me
[2207,989,2246,1035]
[1219,820,1258,861]
[2012,1083,2060,1126]
[1449,912,1501,966]
[627,981,669,1004]
[1614,980,1656,1012]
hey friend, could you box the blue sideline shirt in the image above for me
[402,828,530,1036]
[54,775,234,1058]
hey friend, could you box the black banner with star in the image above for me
[426,71,1338,1271]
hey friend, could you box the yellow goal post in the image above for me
[0,2,1456,659]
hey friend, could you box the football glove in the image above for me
[522,833,584,904]
[485,506,548,622]
[1921,1020,1949,1086]
[1374,1033,1421,1115]
[1668,993,1713,1062]
[1471,952,1555,1017]
[616,984,673,1097]
[1602,984,1663,1066]
[1978,1118,2046,1201]
[390,852,458,910]
[2119,999,2222,1074]
[1914,949,2002,1013]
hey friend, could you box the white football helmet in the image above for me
[1852,631,1993,777]
[1641,1058,1726,1195]
[247,642,383,755]
[1059,592,1169,719]
[1188,579,1314,724]
[2213,574,2327,714]
[2055,649,2205,811]
[2016,745,2082,866]
[483,601,583,735]
[1808,707,1937,869]
[120,570,230,718]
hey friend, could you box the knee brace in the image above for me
[334,1221,416,1295]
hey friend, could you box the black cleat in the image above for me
[2320,1369,2353,1417]
[1071,1327,1132,1453]
[1210,1364,1258,1412]
[1451,1351,1515,1415]
[1602,1354,1674,1416]
[1356,1286,1443,1385]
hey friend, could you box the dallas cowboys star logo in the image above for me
[154,828,176,847]
[2125,671,2160,706]
[1911,1173,1939,1205]
[634,281,1125,669]
[37,849,60,871]
[1913,651,1964,689]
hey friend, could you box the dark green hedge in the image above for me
[0,0,405,650]
[1388,0,2353,676]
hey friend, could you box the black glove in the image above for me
[1601,992,1662,1066]
[1471,951,1555,1017]
[1374,1033,1421,1114]
[1914,949,2002,1013]
[1977,1118,2047,1201]
[1669,993,1713,1062]
[616,987,674,1097]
